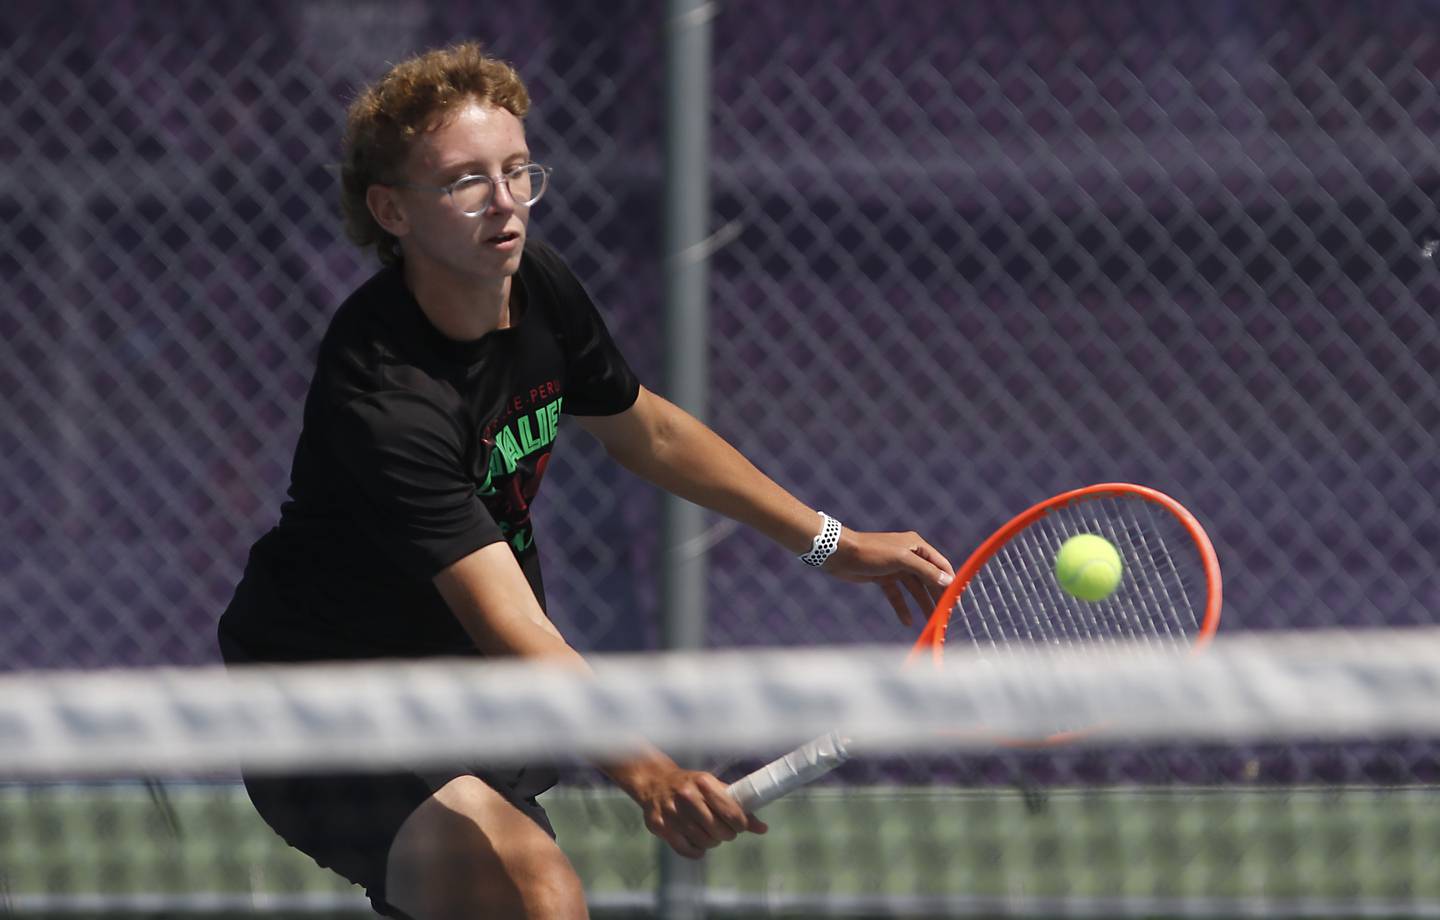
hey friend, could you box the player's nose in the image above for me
[487,179,519,215]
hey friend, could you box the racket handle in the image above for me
[726,730,851,812]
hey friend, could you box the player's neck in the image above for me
[403,258,512,342]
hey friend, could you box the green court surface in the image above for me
[3,782,1438,918]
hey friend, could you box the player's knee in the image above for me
[487,831,586,919]
[389,847,585,920]
[519,854,587,919]
[447,851,586,919]
[387,776,587,919]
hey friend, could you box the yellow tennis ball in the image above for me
[1054,534,1123,602]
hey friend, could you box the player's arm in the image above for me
[433,543,763,854]
[575,387,955,624]
[434,542,581,661]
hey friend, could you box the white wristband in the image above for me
[799,512,842,567]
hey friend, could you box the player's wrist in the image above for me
[601,750,679,800]
[798,511,843,567]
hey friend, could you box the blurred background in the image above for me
[2,1,1438,914]
[2,0,1437,670]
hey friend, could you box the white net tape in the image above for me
[5,628,1439,776]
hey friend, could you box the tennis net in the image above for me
[4,629,1440,918]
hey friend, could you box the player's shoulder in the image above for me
[310,266,456,410]
[323,264,406,349]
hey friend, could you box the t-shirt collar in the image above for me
[383,262,527,365]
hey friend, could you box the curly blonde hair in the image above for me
[340,43,531,266]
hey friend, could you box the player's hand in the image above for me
[822,529,956,626]
[627,762,768,858]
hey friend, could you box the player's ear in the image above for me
[366,184,409,239]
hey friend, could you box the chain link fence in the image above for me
[2,0,1437,671]
[704,0,1440,649]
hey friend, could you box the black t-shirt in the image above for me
[220,240,639,661]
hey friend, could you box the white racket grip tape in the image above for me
[726,730,852,812]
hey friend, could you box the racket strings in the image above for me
[950,495,1205,656]
[1122,499,1202,639]
[1068,499,1179,649]
[1119,502,1198,640]
[1000,524,1096,644]
[1138,500,1203,632]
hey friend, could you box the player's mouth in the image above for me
[485,230,522,251]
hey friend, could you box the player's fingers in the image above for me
[911,539,956,580]
[921,568,947,608]
[683,826,719,852]
[696,774,751,835]
[911,542,955,606]
[900,572,934,618]
[673,785,736,844]
[688,813,737,844]
[646,814,705,858]
[668,816,716,854]
[895,536,954,589]
[879,580,911,626]
[745,813,769,834]
[671,832,706,859]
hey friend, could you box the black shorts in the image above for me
[217,571,559,917]
[240,763,558,917]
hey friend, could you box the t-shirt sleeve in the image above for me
[534,244,641,416]
[327,391,505,578]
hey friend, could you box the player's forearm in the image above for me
[610,404,822,555]
[435,549,692,797]
[454,602,585,662]
[597,747,683,799]
[434,543,589,665]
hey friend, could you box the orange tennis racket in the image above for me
[728,482,1222,810]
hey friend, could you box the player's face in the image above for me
[396,101,533,281]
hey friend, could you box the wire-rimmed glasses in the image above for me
[397,163,551,216]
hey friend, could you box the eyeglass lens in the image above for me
[452,165,547,214]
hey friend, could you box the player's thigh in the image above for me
[385,774,587,920]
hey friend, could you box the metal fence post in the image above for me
[658,0,716,916]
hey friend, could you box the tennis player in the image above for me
[217,42,955,920]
